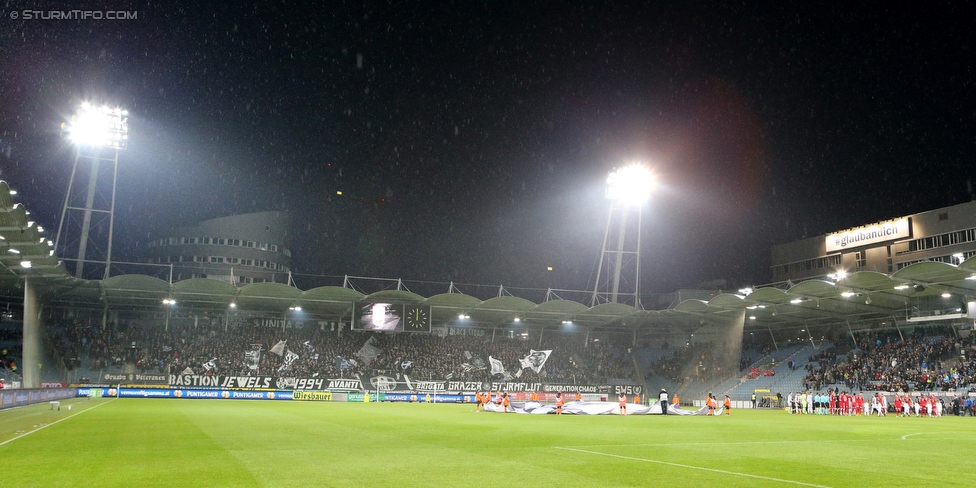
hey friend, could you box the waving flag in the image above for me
[489,356,505,375]
[519,350,552,374]
[355,337,382,366]
[278,349,300,372]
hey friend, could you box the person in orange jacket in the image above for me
[618,393,627,415]
[706,393,717,415]
[475,391,483,411]
[724,394,731,415]
[575,391,582,402]
[502,392,511,413]
[555,392,564,415]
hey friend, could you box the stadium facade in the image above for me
[771,200,976,283]
[144,211,292,285]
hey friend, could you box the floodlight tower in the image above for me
[55,102,129,279]
[590,164,654,308]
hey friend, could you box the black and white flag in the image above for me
[519,349,553,374]
[355,337,382,366]
[278,349,300,372]
[244,344,261,370]
[489,356,505,375]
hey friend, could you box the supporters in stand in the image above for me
[46,317,645,387]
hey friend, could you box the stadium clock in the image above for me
[404,306,430,332]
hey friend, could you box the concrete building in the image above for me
[771,200,976,283]
[145,211,292,285]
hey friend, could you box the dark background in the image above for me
[1,2,973,296]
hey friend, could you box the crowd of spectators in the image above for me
[645,342,744,384]
[18,315,976,396]
[43,318,639,386]
[1,323,23,379]
[802,328,976,393]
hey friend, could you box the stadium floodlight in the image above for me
[591,163,654,308]
[605,164,654,206]
[57,101,129,280]
[65,103,129,149]
[20,260,31,268]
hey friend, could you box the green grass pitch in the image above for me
[2,398,974,487]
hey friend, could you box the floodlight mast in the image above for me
[55,103,128,280]
[590,164,653,308]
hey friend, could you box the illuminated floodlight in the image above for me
[605,164,654,206]
[789,298,803,304]
[941,292,951,298]
[162,298,176,305]
[229,302,237,308]
[738,287,754,296]
[827,270,848,281]
[749,315,756,320]
[893,284,911,290]
[7,248,20,254]
[20,260,31,268]
[65,103,129,149]
[8,190,16,195]
[458,314,470,319]
[513,317,521,323]
[841,292,856,298]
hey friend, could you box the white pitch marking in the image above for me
[558,439,873,449]
[0,399,113,448]
[554,446,832,488]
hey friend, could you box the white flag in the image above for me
[270,340,286,357]
[355,337,383,366]
[519,350,552,374]
[489,356,505,375]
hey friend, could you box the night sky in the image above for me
[1,2,973,298]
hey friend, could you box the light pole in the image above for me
[56,102,128,279]
[590,164,654,308]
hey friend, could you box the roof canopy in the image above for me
[5,179,976,335]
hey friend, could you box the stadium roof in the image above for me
[3,179,976,336]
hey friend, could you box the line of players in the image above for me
[787,390,946,417]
